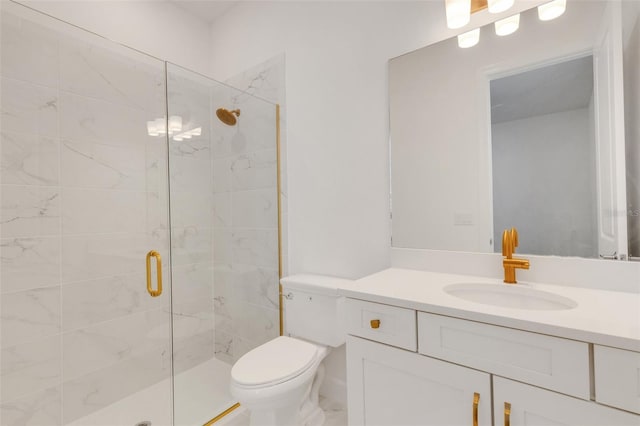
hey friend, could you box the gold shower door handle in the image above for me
[473,392,479,426]
[146,250,163,297]
[504,402,511,426]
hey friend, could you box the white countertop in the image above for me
[339,268,640,352]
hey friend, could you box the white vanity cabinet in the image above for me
[417,312,591,399]
[347,335,492,426]
[493,377,640,426]
[345,298,640,426]
[593,345,640,414]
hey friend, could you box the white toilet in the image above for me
[230,275,349,426]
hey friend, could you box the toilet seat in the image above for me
[231,336,320,388]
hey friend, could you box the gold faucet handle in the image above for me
[502,229,512,257]
[502,227,520,258]
[502,229,509,257]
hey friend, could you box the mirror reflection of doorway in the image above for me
[489,55,599,257]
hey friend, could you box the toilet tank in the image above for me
[281,274,351,347]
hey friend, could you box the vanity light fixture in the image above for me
[146,121,159,137]
[495,13,520,36]
[458,28,480,48]
[146,116,200,141]
[445,0,471,29]
[487,0,514,14]
[146,118,167,136]
[451,0,566,48]
[538,0,566,21]
[168,115,183,134]
[155,118,166,134]
[146,116,183,136]
[172,127,202,142]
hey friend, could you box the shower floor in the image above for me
[67,357,235,426]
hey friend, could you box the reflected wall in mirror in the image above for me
[390,0,639,261]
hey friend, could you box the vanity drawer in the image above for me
[418,312,590,399]
[594,345,640,414]
[346,299,416,351]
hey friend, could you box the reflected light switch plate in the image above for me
[454,213,474,226]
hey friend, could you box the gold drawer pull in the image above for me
[146,250,163,297]
[504,402,511,426]
[473,392,479,426]
[370,319,381,329]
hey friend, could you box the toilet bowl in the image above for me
[230,275,350,426]
[231,336,329,426]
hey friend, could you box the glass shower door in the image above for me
[167,64,280,425]
[0,3,174,426]
[0,3,281,425]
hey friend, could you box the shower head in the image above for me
[216,108,241,126]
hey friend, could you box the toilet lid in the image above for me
[231,336,319,386]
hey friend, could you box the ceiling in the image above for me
[169,0,239,23]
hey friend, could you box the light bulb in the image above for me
[155,118,166,135]
[495,13,520,36]
[538,0,566,21]
[146,121,158,137]
[488,0,514,14]
[458,28,480,48]
[168,116,182,133]
[445,0,471,29]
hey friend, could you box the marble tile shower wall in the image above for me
[225,54,287,276]
[211,76,281,364]
[0,12,176,425]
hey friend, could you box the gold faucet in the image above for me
[502,228,529,284]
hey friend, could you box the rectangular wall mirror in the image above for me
[389,0,639,261]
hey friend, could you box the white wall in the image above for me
[211,1,435,280]
[207,0,549,280]
[14,0,212,76]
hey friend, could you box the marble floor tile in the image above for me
[319,396,348,426]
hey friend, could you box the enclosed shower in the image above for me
[0,3,281,425]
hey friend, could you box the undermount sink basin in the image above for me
[443,283,577,311]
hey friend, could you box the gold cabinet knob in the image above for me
[370,319,381,329]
